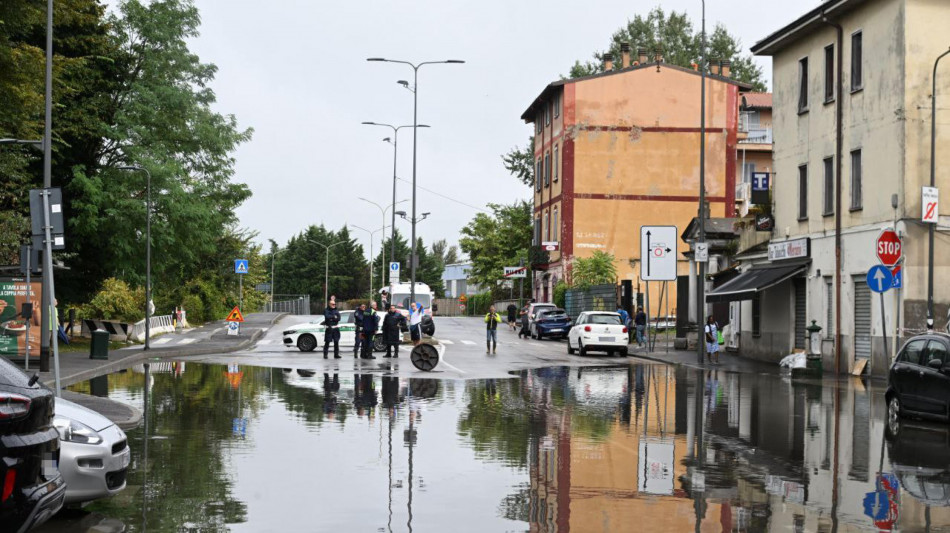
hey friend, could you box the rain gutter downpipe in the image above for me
[822,13,844,375]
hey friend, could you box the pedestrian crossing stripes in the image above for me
[257,339,273,345]
[178,338,197,345]
[440,340,454,344]
[152,337,172,345]
[460,340,476,345]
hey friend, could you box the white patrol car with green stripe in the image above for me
[283,311,358,352]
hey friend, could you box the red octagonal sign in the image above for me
[877,228,903,267]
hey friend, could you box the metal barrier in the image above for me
[265,295,310,315]
[432,298,461,316]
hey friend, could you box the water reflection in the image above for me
[44,362,950,532]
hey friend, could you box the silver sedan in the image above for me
[53,398,130,505]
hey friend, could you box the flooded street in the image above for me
[36,362,950,532]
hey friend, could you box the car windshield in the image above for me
[588,314,622,325]
[395,294,431,309]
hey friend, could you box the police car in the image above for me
[283,310,358,352]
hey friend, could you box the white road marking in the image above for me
[257,339,273,345]
[460,340,476,345]
[440,340,454,345]
[152,337,172,345]
[177,338,197,345]
[439,359,466,374]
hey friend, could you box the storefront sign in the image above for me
[541,241,559,252]
[768,238,809,261]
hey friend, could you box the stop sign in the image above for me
[876,228,902,267]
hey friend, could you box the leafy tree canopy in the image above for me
[459,201,532,292]
[571,251,618,289]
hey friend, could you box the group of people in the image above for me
[321,291,427,360]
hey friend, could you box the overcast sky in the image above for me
[185,0,812,258]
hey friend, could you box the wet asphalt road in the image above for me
[178,315,648,379]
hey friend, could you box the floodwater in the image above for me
[36,362,950,532]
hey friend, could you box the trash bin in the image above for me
[90,330,110,360]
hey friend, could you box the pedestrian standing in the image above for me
[518,304,530,339]
[353,303,366,357]
[360,301,380,359]
[408,301,423,346]
[322,300,342,359]
[485,305,502,354]
[380,290,390,312]
[704,315,720,365]
[506,303,518,331]
[634,306,647,348]
[381,304,405,358]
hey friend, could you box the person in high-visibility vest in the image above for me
[484,306,502,354]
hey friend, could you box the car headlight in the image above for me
[283,330,297,335]
[53,417,103,445]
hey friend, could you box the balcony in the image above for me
[739,126,772,145]
[735,182,751,202]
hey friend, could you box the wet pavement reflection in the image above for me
[35,362,950,532]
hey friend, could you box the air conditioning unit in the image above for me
[735,182,751,202]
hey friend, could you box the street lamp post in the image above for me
[928,47,950,330]
[117,165,153,350]
[367,57,464,302]
[361,122,430,269]
[307,239,347,309]
[697,0,707,364]
[359,197,407,294]
[269,247,288,312]
[352,224,391,301]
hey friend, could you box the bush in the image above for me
[465,291,494,316]
[553,281,568,309]
[79,278,145,323]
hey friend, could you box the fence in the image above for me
[564,284,617,319]
[265,294,311,315]
[433,298,462,316]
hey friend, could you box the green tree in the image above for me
[459,201,532,292]
[501,137,534,189]
[371,229,446,298]
[571,251,617,289]
[274,225,368,307]
[430,239,460,269]
[568,7,766,90]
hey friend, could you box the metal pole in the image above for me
[238,274,243,313]
[325,247,330,307]
[645,281,651,353]
[410,66,420,304]
[928,48,950,330]
[880,292,889,362]
[144,168,151,350]
[25,245,31,371]
[41,190,61,395]
[391,131,398,273]
[40,0,53,373]
[697,0,707,365]
[270,253,276,312]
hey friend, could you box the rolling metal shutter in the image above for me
[794,278,807,349]
[853,276,871,359]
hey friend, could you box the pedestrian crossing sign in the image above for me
[234,259,249,274]
[226,306,245,322]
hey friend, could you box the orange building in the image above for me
[521,53,751,306]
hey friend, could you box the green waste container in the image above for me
[90,330,110,360]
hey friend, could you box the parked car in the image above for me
[886,332,950,425]
[54,397,129,505]
[885,418,950,505]
[566,311,628,356]
[0,357,66,532]
[526,303,557,332]
[283,310,357,352]
[531,309,572,340]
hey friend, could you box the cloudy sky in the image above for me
[185,0,811,257]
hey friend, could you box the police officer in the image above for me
[322,299,342,359]
[360,301,380,359]
[353,303,366,357]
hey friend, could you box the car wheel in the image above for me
[620,347,628,357]
[579,339,587,357]
[887,394,903,436]
[373,336,387,352]
[296,334,317,352]
[537,332,544,340]
[567,338,575,355]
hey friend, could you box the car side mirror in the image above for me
[928,358,944,370]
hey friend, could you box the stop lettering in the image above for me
[876,229,902,267]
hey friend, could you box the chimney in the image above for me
[604,52,613,71]
[720,59,732,78]
[710,58,721,76]
[637,48,648,65]
[621,42,631,69]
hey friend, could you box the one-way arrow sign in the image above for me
[641,226,677,281]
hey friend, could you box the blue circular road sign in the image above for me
[866,265,894,294]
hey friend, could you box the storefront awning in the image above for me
[705,259,809,303]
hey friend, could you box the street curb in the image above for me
[55,312,287,388]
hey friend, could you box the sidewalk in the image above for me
[630,342,783,375]
[15,312,285,427]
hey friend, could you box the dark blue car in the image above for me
[532,309,572,340]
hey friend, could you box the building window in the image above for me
[533,217,541,245]
[743,162,756,184]
[798,164,808,220]
[536,114,542,134]
[851,31,863,91]
[544,104,550,126]
[824,44,835,103]
[553,145,559,182]
[554,92,561,118]
[544,153,551,187]
[823,157,834,216]
[752,295,761,337]
[535,158,542,192]
[543,211,549,241]
[553,207,559,241]
[851,149,862,210]
[798,57,809,113]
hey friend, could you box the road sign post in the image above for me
[389,261,400,284]
[867,265,893,362]
[503,266,527,279]
[234,259,248,311]
[640,226,678,281]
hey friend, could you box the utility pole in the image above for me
[697,0,707,364]
[928,48,950,330]
[40,0,54,374]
